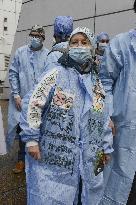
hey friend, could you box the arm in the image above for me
[9,49,22,110]
[9,49,20,98]
[103,117,114,155]
[20,69,59,158]
[96,117,114,166]
[44,51,61,73]
[99,36,123,116]
[94,116,113,175]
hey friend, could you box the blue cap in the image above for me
[96,32,110,43]
[54,16,73,39]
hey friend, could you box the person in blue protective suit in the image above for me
[7,25,49,173]
[95,33,115,136]
[99,1,136,204]
[20,27,113,205]
[95,32,110,65]
[45,16,73,71]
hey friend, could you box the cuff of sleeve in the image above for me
[104,147,114,154]
[14,94,20,98]
[26,141,38,147]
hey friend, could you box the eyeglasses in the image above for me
[100,39,109,43]
[29,34,41,38]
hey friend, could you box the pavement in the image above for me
[0,100,26,205]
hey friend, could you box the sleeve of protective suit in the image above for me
[9,49,20,97]
[46,52,61,65]
[103,117,114,154]
[44,51,62,72]
[20,68,59,143]
[99,36,123,116]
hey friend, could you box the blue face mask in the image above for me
[29,37,43,49]
[69,47,92,64]
[99,42,107,50]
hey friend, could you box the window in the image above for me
[0,87,3,94]
[4,26,8,31]
[4,18,7,22]
[4,55,10,70]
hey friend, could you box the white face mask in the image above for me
[99,42,107,49]
[69,47,93,64]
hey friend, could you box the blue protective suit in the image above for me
[97,54,104,66]
[20,55,113,205]
[99,29,136,205]
[45,41,68,71]
[7,45,49,148]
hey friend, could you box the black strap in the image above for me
[47,47,68,56]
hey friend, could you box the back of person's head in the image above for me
[54,16,73,43]
[134,0,136,13]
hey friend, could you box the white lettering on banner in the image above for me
[27,68,58,129]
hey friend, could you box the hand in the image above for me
[33,100,45,108]
[28,145,41,160]
[103,154,111,165]
[14,96,22,111]
[94,59,100,66]
[109,119,116,136]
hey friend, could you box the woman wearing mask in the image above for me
[94,32,110,69]
[95,32,110,58]
[20,27,113,205]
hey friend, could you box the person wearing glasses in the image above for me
[7,25,49,173]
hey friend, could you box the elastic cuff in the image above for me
[104,148,114,154]
[14,94,20,99]
[26,141,38,147]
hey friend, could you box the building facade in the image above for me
[0,0,22,98]
[13,0,135,51]
[2,0,136,98]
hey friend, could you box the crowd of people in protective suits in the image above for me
[1,1,136,204]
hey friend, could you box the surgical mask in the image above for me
[69,47,92,64]
[29,37,43,48]
[99,42,107,50]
